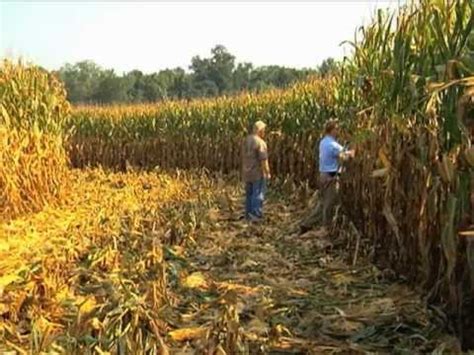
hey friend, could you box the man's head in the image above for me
[324,119,339,137]
[253,120,267,138]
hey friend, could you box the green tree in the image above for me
[126,70,146,102]
[318,57,337,77]
[94,70,133,104]
[141,73,166,102]
[168,68,193,99]
[57,45,317,103]
[233,62,253,91]
[58,60,102,103]
[190,45,236,96]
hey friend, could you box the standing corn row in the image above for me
[68,78,335,178]
[335,0,474,344]
[0,60,70,221]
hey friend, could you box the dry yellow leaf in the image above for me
[371,168,389,178]
[79,297,97,316]
[0,274,20,288]
[182,272,207,289]
[94,345,111,355]
[168,327,208,341]
[378,147,391,169]
[90,317,102,330]
[247,318,269,335]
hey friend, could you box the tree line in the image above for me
[55,45,337,104]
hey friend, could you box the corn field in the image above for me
[0,61,70,221]
[68,78,337,180]
[66,0,474,343]
[336,0,474,341]
[1,0,474,352]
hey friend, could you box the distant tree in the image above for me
[141,74,166,102]
[190,45,236,95]
[249,66,315,91]
[126,70,146,102]
[94,70,133,104]
[168,68,193,99]
[57,45,317,104]
[209,45,236,94]
[58,60,102,103]
[318,57,337,77]
[193,79,219,97]
[233,62,253,91]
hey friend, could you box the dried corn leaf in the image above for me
[371,168,389,178]
[168,327,208,341]
[182,272,208,289]
[0,274,21,288]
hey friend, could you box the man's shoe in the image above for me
[247,214,262,223]
[298,225,311,235]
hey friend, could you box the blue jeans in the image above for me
[245,179,266,219]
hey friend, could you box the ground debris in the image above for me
[0,171,461,353]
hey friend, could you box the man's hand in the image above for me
[340,149,355,161]
[264,172,272,180]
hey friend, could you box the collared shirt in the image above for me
[319,135,344,173]
[242,134,268,183]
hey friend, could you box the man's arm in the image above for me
[258,140,271,179]
[261,159,271,179]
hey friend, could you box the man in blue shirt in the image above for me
[300,119,355,233]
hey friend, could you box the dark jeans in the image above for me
[245,178,266,219]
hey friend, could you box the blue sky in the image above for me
[1,1,403,74]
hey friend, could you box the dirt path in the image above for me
[169,193,461,353]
